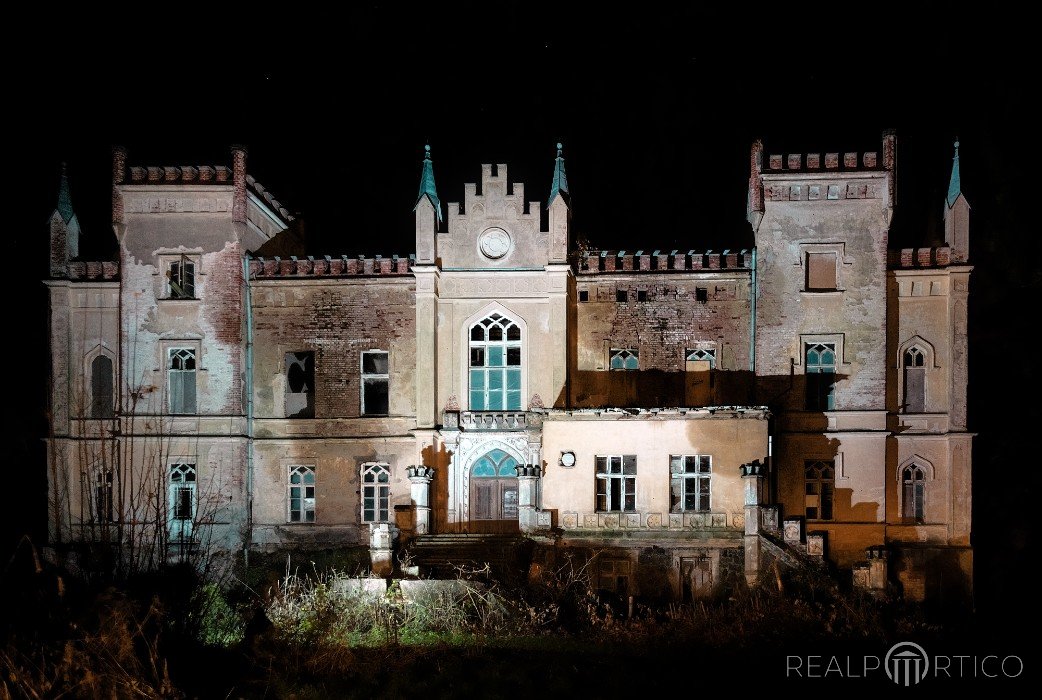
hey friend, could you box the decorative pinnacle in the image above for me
[946,138,963,208]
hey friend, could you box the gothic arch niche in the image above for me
[460,440,524,534]
[84,344,116,419]
[897,335,937,414]
[460,303,528,412]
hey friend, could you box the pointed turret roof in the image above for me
[414,144,442,224]
[56,163,76,224]
[548,142,570,207]
[946,140,963,208]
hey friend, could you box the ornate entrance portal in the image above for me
[469,449,519,533]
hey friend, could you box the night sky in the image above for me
[9,6,1038,652]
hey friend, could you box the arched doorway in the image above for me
[469,449,519,533]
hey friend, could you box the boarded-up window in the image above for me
[285,351,315,418]
[90,355,114,419]
[168,349,196,414]
[903,347,926,413]
[361,350,389,415]
[806,252,837,291]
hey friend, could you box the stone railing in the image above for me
[446,411,535,431]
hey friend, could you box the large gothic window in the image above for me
[469,313,521,410]
[901,465,926,523]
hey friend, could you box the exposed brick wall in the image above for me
[202,241,244,414]
[252,279,417,418]
[572,273,752,407]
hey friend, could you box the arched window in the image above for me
[361,463,390,523]
[901,465,926,523]
[903,347,926,413]
[168,462,196,541]
[469,313,521,410]
[90,355,114,419]
[805,343,836,411]
[471,449,519,477]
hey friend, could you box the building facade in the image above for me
[44,135,973,603]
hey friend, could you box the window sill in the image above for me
[800,290,843,297]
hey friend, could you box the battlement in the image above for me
[122,165,294,221]
[764,151,881,172]
[888,246,961,269]
[578,249,751,274]
[68,261,119,281]
[248,254,414,279]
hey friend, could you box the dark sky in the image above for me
[9,6,1039,647]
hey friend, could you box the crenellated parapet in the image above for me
[579,249,752,273]
[247,254,414,278]
[68,261,120,281]
[888,246,958,269]
[122,165,295,223]
[765,151,880,172]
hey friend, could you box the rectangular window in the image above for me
[595,455,636,512]
[168,463,196,540]
[616,289,628,303]
[609,348,639,370]
[806,252,837,291]
[804,342,836,411]
[361,463,390,523]
[285,351,315,418]
[168,257,196,299]
[168,348,197,414]
[669,455,712,512]
[288,465,316,523]
[804,460,834,521]
[361,350,389,415]
[637,290,647,302]
[695,287,708,303]
[578,290,589,302]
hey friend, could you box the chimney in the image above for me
[231,145,248,224]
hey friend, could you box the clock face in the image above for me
[560,451,576,467]
[479,228,511,259]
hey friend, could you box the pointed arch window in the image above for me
[903,347,926,413]
[901,465,926,523]
[471,449,519,477]
[361,463,389,523]
[469,313,521,410]
[805,343,836,411]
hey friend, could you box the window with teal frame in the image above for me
[469,313,521,410]
[804,342,836,410]
[471,449,519,477]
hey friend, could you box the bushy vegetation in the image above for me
[1,540,960,699]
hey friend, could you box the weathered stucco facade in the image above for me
[45,135,973,603]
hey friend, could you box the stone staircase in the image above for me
[401,534,533,584]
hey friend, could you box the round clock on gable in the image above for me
[478,227,511,259]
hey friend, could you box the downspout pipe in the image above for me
[242,254,254,568]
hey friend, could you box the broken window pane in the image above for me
[285,351,315,418]
[168,463,196,540]
[168,258,196,299]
